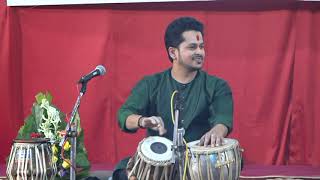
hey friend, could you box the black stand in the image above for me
[60,82,87,180]
[171,92,186,180]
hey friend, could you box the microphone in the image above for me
[78,65,106,84]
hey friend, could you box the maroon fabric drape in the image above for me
[0,0,23,163]
[1,1,319,167]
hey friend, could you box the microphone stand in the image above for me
[171,92,186,180]
[60,82,87,180]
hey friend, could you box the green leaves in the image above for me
[77,149,91,169]
[33,104,43,131]
[35,92,53,105]
[17,115,37,139]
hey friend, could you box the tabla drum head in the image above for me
[139,136,173,162]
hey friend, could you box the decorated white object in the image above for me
[38,99,62,142]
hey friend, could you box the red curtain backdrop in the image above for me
[1,1,320,167]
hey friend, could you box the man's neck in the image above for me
[171,66,198,84]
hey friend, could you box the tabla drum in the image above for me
[6,138,57,180]
[187,138,242,180]
[128,136,174,180]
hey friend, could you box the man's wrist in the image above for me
[137,116,145,129]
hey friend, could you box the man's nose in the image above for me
[196,47,204,55]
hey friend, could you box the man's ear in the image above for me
[168,47,177,60]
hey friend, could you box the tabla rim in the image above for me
[187,138,239,154]
[14,138,50,144]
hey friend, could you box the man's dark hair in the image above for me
[164,17,204,62]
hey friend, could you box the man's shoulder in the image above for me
[198,70,232,97]
[199,70,228,85]
[141,69,169,84]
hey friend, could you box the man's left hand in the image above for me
[199,124,228,147]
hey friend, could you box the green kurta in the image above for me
[118,68,233,142]
[114,68,233,172]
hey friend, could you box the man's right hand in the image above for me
[139,116,167,135]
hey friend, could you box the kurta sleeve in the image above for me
[117,77,150,133]
[208,79,233,134]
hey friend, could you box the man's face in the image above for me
[174,30,205,71]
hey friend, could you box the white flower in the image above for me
[38,99,62,142]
